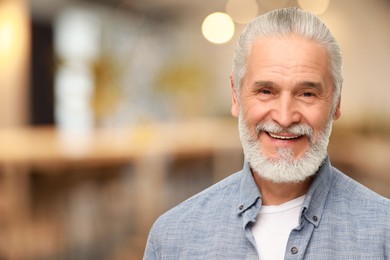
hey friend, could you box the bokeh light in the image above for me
[201,12,235,44]
[0,0,28,69]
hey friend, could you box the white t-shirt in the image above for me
[251,195,305,260]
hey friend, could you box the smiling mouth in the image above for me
[266,132,303,140]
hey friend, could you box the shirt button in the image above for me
[239,205,244,210]
[291,247,298,255]
[312,215,318,221]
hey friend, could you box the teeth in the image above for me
[268,132,301,140]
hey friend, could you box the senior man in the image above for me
[144,7,390,259]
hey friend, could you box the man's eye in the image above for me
[259,89,272,95]
[303,92,315,97]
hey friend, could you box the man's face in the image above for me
[231,35,341,183]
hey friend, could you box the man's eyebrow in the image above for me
[254,81,275,87]
[298,81,323,89]
[254,80,324,89]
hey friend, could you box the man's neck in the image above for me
[252,172,313,206]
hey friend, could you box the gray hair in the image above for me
[232,7,343,110]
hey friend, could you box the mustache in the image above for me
[255,121,314,141]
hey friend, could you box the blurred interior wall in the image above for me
[0,0,30,127]
[320,0,390,128]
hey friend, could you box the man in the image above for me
[144,7,390,259]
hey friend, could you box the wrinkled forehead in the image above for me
[249,35,330,71]
[247,35,333,84]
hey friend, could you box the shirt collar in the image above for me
[301,156,335,228]
[236,156,335,228]
[237,162,261,215]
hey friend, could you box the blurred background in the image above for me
[0,0,389,259]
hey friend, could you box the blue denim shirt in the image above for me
[144,157,390,259]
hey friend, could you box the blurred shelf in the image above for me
[0,118,241,167]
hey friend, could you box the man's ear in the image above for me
[230,74,239,118]
[333,96,341,120]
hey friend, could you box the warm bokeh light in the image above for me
[225,0,259,24]
[298,0,330,14]
[201,12,235,44]
[0,0,29,70]
[0,18,14,59]
[0,0,29,126]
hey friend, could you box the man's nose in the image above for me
[270,95,301,128]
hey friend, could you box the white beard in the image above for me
[238,114,333,183]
